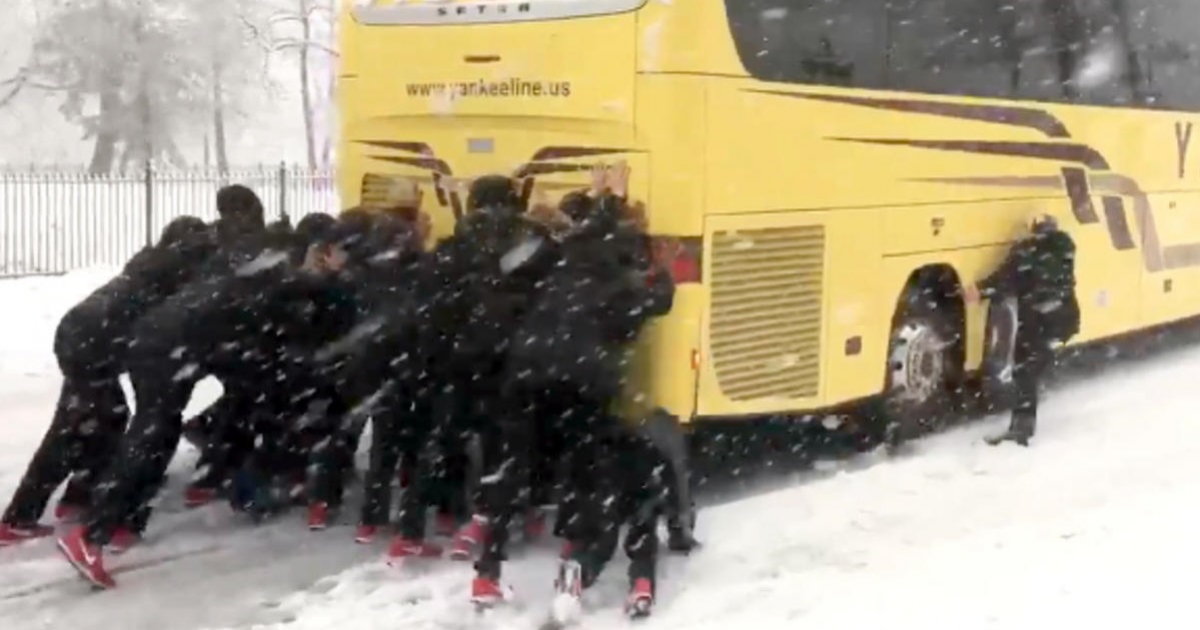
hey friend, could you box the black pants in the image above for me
[475,380,608,579]
[261,370,349,507]
[2,371,128,526]
[83,347,200,546]
[563,430,663,588]
[190,391,258,491]
[473,382,540,580]
[358,385,444,537]
[360,383,473,537]
[1011,316,1053,432]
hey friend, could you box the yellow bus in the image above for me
[336,0,1200,443]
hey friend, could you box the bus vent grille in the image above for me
[709,225,825,402]
[360,173,412,210]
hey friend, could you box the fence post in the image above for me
[277,162,288,223]
[144,163,154,246]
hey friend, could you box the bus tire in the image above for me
[882,287,962,448]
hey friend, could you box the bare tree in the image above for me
[319,0,337,167]
[192,0,276,172]
[269,0,338,169]
[298,0,316,169]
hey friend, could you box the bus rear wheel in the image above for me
[882,294,962,448]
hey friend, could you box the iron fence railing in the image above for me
[0,165,340,277]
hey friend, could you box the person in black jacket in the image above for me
[183,212,369,520]
[470,168,677,614]
[966,214,1080,446]
[55,209,371,586]
[424,177,565,563]
[181,211,340,507]
[189,184,271,282]
[298,210,451,545]
[301,209,429,530]
[0,216,215,547]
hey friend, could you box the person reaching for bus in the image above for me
[0,216,215,547]
[964,214,1080,446]
[471,165,676,617]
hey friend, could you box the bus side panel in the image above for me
[706,85,1074,217]
[635,75,707,237]
[1066,198,1143,344]
[879,200,1036,257]
[696,210,886,417]
[819,208,888,406]
[1139,192,1200,329]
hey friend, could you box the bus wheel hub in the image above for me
[890,322,945,405]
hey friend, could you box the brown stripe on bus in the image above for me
[1101,197,1136,251]
[744,90,1072,139]
[829,138,1111,170]
[527,146,642,161]
[367,154,453,175]
[513,162,593,178]
[1091,173,1164,272]
[1060,167,1100,224]
[908,175,1064,189]
[356,140,436,156]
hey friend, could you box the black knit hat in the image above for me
[468,175,520,212]
[296,212,337,245]
[158,215,210,246]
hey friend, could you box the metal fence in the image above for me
[0,165,340,277]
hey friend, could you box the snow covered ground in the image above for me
[0,270,1199,630]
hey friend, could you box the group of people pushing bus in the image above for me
[0,162,698,621]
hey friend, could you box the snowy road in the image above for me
[1,269,1199,630]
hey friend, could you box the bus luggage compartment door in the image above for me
[697,215,830,417]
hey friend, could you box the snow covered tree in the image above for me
[11,0,277,173]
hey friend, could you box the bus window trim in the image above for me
[352,0,648,26]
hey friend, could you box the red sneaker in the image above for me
[56,526,115,589]
[308,502,329,531]
[625,577,655,618]
[434,511,457,538]
[386,537,443,565]
[108,528,141,555]
[449,515,489,561]
[54,501,84,523]
[354,525,378,544]
[184,486,217,509]
[0,522,54,547]
[524,508,547,541]
[470,575,512,608]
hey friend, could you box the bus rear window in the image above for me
[352,0,647,26]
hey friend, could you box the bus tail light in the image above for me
[650,236,702,284]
